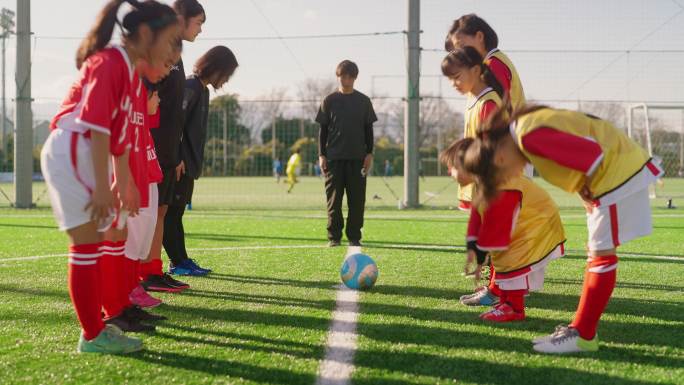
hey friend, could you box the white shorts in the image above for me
[124,183,158,260]
[41,129,113,231]
[587,187,652,251]
[495,244,564,292]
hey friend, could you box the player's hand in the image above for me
[118,182,140,217]
[319,156,328,175]
[363,154,373,175]
[85,186,115,226]
[464,250,477,276]
[473,264,483,288]
[176,160,185,181]
[148,91,160,115]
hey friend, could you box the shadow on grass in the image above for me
[0,223,57,230]
[351,348,670,385]
[545,277,684,293]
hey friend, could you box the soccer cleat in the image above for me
[328,240,341,247]
[459,287,499,306]
[532,324,570,345]
[124,306,167,322]
[186,258,212,274]
[77,324,143,354]
[105,312,156,333]
[349,240,363,247]
[141,274,185,293]
[162,273,190,289]
[169,260,208,276]
[533,327,599,354]
[129,285,163,308]
[479,303,525,322]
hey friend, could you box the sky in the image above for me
[0,0,681,121]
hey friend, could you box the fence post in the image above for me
[223,107,228,176]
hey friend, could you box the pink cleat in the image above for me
[129,285,162,309]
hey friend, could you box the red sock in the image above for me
[488,264,502,297]
[140,258,163,280]
[68,243,105,341]
[122,257,140,294]
[570,255,618,340]
[99,241,127,319]
[502,289,526,313]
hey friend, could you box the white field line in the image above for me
[1,243,682,263]
[3,213,684,220]
[315,286,360,385]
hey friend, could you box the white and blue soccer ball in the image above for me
[340,253,378,290]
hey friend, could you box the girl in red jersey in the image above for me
[40,0,179,354]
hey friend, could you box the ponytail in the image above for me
[481,64,504,100]
[76,0,179,70]
[76,0,125,69]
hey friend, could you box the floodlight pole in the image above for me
[14,0,31,208]
[0,7,14,167]
[403,0,420,208]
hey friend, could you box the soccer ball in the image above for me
[340,253,378,290]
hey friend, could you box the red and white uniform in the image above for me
[41,46,134,231]
[125,81,163,261]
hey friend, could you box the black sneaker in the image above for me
[349,240,363,247]
[328,240,341,247]
[105,312,156,333]
[141,274,184,293]
[162,273,190,290]
[125,306,167,322]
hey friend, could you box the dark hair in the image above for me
[173,0,206,21]
[336,60,359,78]
[194,46,239,83]
[464,101,549,205]
[439,137,474,170]
[441,46,504,99]
[444,14,499,52]
[76,0,179,69]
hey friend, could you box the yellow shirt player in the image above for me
[471,105,664,354]
[441,46,504,210]
[286,149,302,193]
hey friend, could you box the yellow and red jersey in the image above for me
[467,175,565,273]
[459,88,502,203]
[484,48,526,111]
[512,108,659,204]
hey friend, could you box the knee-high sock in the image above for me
[122,257,140,294]
[139,258,163,280]
[570,255,618,340]
[500,289,526,313]
[488,264,502,297]
[68,243,105,340]
[99,241,126,319]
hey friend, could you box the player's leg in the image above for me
[344,159,367,246]
[325,160,345,246]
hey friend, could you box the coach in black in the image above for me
[316,60,377,247]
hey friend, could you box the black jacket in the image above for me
[179,75,209,180]
[150,59,185,169]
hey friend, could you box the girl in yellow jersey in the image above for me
[442,138,565,322]
[470,104,664,353]
[286,148,302,193]
[441,46,504,211]
[445,14,525,111]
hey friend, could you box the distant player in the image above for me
[40,0,179,354]
[286,148,302,193]
[474,104,664,353]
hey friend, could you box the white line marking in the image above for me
[315,285,360,385]
[2,244,682,263]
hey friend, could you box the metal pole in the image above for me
[14,0,31,208]
[437,76,442,176]
[680,110,683,176]
[222,108,227,176]
[1,35,5,159]
[403,0,420,208]
[271,112,276,161]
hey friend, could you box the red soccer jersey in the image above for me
[50,46,135,156]
[128,75,151,207]
[146,108,163,185]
